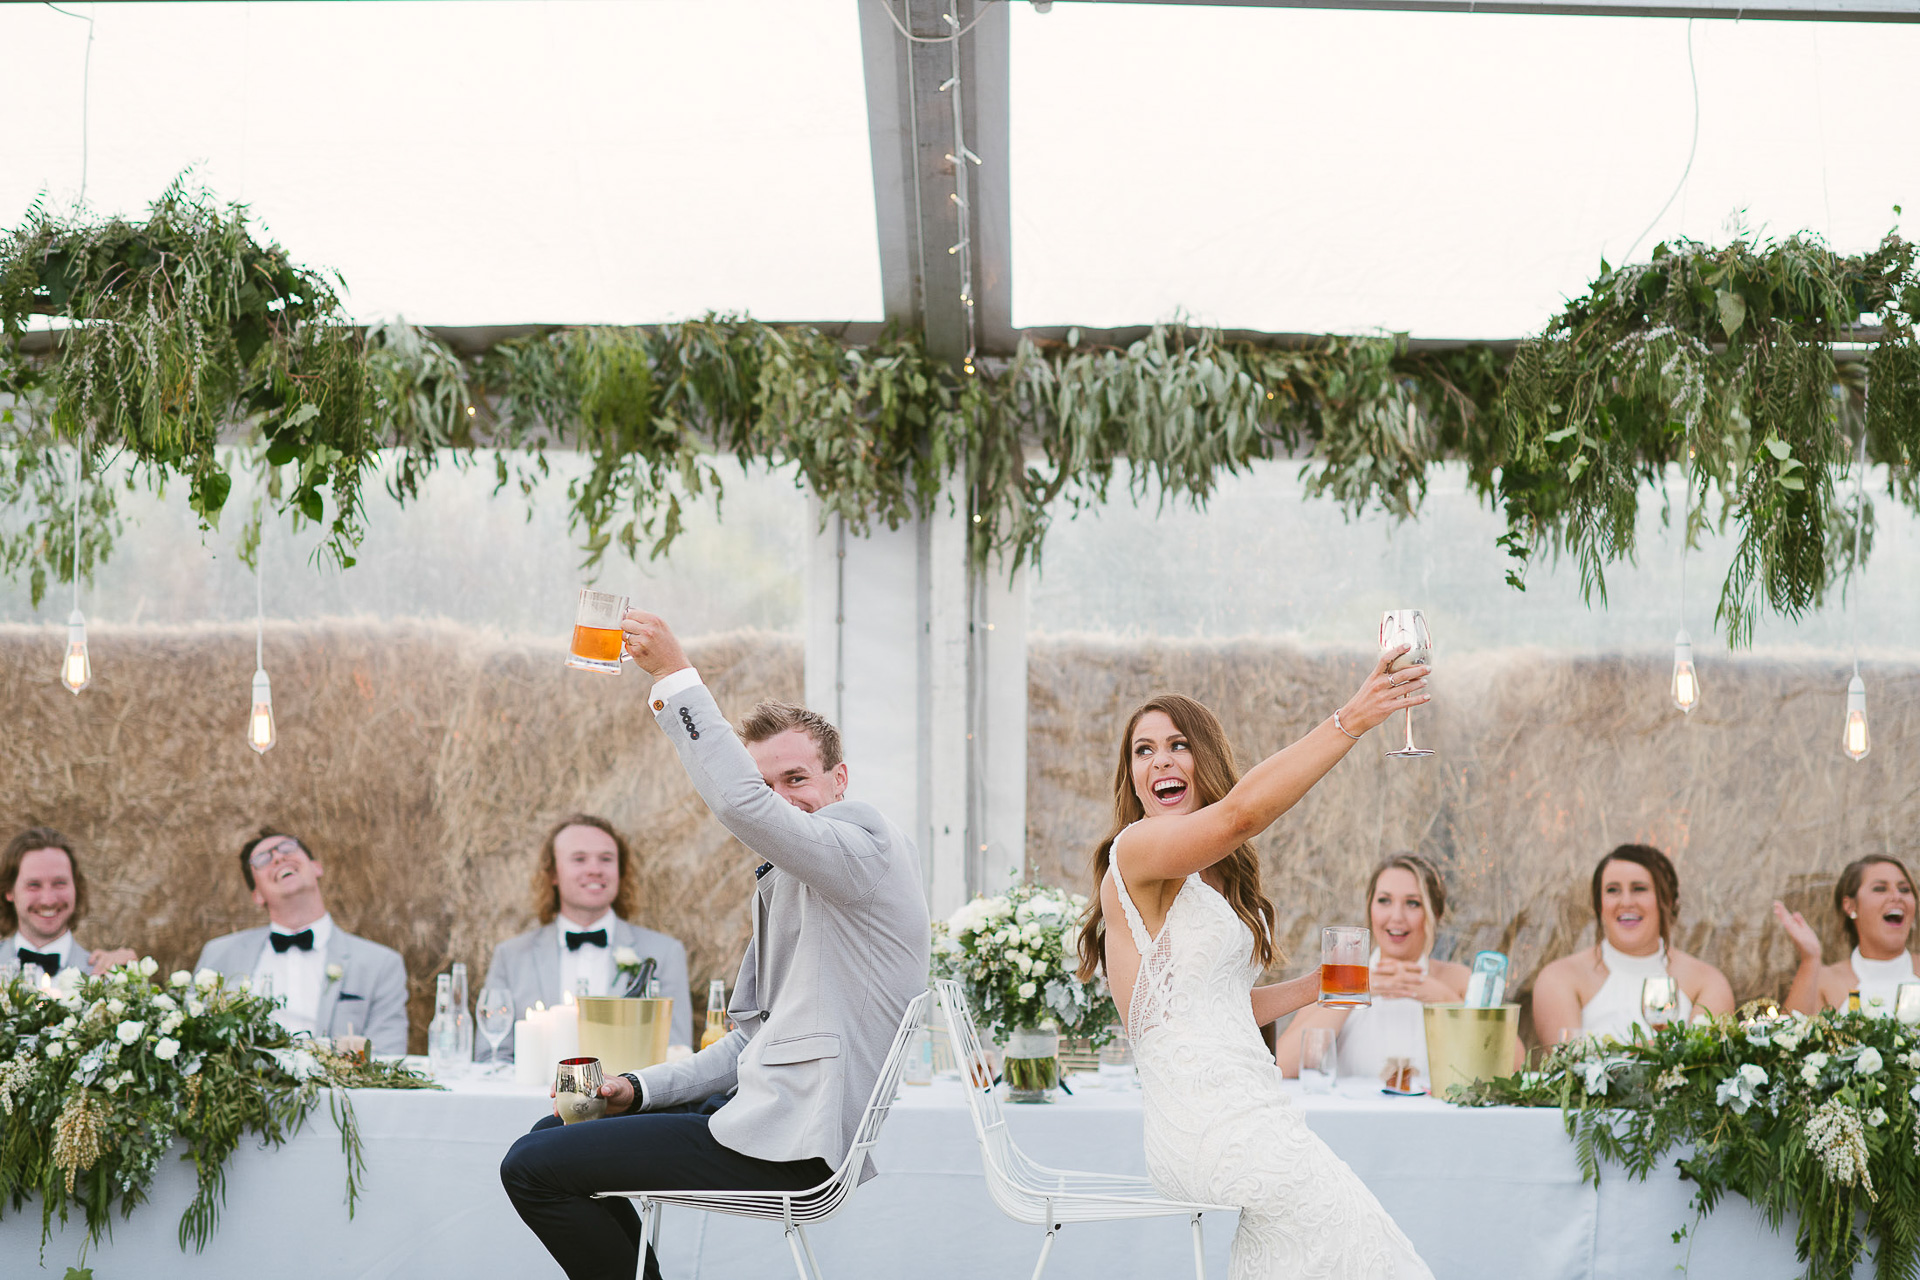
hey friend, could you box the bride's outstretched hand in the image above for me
[1338,645,1430,737]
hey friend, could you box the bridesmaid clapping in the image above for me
[1774,856,1919,1016]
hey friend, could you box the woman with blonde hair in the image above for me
[1076,650,1434,1280]
[1275,853,1468,1083]
[1774,855,1918,1015]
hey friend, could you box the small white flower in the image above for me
[160,1012,183,1034]
[1856,1047,1883,1075]
[155,1037,180,1062]
[1715,1071,1758,1114]
[237,976,252,993]
[106,998,125,1018]
[116,1019,145,1045]
[1578,1059,1611,1096]
[45,1041,64,1059]
[1739,1062,1768,1087]
[194,969,219,991]
[138,956,159,977]
[186,997,204,1017]
[1012,952,1032,975]
[170,971,192,988]
[325,963,344,983]
[152,993,176,1012]
[612,947,641,969]
[1017,981,1037,999]
[1867,1106,1888,1127]
[1909,1081,1920,1102]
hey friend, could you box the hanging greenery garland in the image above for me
[4,183,1918,644]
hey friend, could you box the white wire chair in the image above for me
[594,989,929,1280]
[934,979,1234,1280]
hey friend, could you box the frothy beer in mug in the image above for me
[568,589,631,674]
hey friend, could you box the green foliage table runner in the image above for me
[1451,1009,1920,1280]
[0,966,437,1263]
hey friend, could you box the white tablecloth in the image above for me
[7,1072,1861,1279]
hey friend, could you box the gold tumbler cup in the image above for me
[577,996,675,1076]
[1422,1002,1520,1098]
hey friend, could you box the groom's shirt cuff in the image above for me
[649,667,703,711]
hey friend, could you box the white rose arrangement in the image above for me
[930,882,1116,1048]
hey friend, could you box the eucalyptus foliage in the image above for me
[5,183,1918,644]
[1453,1008,1920,1280]
[0,965,436,1261]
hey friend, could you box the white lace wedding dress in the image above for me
[1112,853,1433,1280]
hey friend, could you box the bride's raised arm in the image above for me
[1116,646,1426,888]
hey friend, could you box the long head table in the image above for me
[6,1070,1864,1279]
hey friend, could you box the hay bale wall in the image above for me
[1027,638,1920,1039]
[7,623,1915,1052]
[0,622,799,1052]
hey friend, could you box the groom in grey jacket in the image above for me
[500,610,931,1280]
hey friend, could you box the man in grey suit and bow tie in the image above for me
[479,813,692,1060]
[502,611,931,1280]
[2,827,136,978]
[194,829,411,1055]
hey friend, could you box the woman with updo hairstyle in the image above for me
[1774,855,1918,1016]
[1276,853,1468,1082]
[1531,843,1734,1044]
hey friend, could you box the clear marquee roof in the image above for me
[7,0,1919,339]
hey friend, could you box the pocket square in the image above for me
[337,992,365,1001]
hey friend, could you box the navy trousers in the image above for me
[500,1094,833,1280]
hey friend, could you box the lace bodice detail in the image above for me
[1107,829,1431,1280]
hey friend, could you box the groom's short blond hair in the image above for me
[737,701,843,771]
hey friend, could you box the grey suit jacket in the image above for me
[635,680,931,1176]
[1,934,93,974]
[194,924,411,1055]
[478,918,692,1060]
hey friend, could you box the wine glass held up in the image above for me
[1378,609,1434,759]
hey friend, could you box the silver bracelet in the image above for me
[1333,708,1362,741]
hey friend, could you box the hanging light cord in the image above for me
[71,447,83,615]
[255,540,265,672]
[1622,19,1698,267]
[44,2,93,206]
[1848,425,1867,679]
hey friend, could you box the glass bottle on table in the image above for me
[450,961,473,1061]
[701,979,730,1050]
[427,973,459,1078]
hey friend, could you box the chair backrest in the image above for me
[802,988,931,1219]
[933,980,1025,1184]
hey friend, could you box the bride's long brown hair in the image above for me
[1074,693,1278,982]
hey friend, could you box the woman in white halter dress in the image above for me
[1532,845,1734,1046]
[1777,855,1919,1017]
[1076,659,1435,1280]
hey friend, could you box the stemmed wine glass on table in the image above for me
[477,985,514,1075]
[1378,609,1433,759]
[1640,976,1681,1035]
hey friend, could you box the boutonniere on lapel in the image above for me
[325,962,345,987]
[613,947,642,982]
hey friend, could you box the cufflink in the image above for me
[653,699,665,712]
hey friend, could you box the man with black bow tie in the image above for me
[1,827,137,978]
[478,814,691,1062]
[193,828,410,1054]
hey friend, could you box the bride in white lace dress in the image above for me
[1075,659,1435,1280]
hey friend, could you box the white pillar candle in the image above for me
[550,994,580,1062]
[512,1015,540,1085]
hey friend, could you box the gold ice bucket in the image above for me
[1422,1003,1520,1098]
[577,997,674,1075]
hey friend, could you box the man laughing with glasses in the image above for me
[193,827,411,1055]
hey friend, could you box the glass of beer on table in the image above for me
[1319,926,1371,1008]
[554,1057,608,1124]
[568,589,631,674]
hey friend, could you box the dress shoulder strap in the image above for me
[1107,824,1155,954]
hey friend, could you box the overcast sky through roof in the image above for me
[5,1,1916,339]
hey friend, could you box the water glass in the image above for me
[1319,926,1371,1008]
[1300,1026,1338,1095]
[903,1028,934,1086]
[1894,983,1920,1026]
[1097,1037,1137,1089]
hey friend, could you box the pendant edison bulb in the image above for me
[61,609,91,694]
[1843,674,1870,762]
[1670,630,1698,715]
[248,668,277,755]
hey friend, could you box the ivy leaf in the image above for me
[1544,426,1578,444]
[64,1269,93,1280]
[296,489,324,522]
[265,440,300,467]
[1567,454,1590,482]
[1716,288,1747,338]
[1764,438,1792,462]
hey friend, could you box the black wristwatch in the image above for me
[619,1071,643,1113]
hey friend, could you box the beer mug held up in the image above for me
[568,589,632,675]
